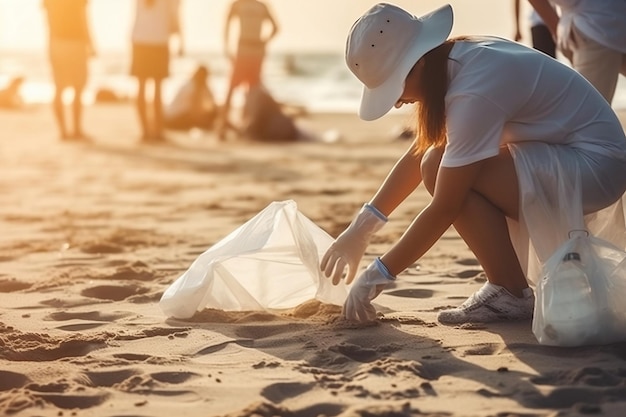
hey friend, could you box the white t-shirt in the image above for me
[132,0,180,45]
[441,37,626,168]
[551,0,626,53]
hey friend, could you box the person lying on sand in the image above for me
[0,76,25,109]
[164,65,218,131]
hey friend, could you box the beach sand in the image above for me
[1,103,625,417]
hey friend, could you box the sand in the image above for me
[1,102,625,417]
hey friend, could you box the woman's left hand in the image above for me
[343,258,395,322]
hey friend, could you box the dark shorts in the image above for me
[230,53,264,87]
[531,24,556,59]
[131,43,169,80]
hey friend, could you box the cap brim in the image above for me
[358,4,454,121]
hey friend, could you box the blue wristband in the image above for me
[364,203,388,222]
[375,257,396,281]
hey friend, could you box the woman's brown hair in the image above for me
[413,38,458,154]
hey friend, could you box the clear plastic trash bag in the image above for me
[509,142,626,346]
[533,230,626,346]
[159,200,348,319]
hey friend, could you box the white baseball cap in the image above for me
[345,3,454,121]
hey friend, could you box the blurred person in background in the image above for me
[0,76,25,109]
[513,0,556,58]
[218,0,279,141]
[529,0,626,104]
[130,0,184,143]
[240,84,308,142]
[42,0,95,141]
[163,64,218,132]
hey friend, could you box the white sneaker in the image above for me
[437,282,534,324]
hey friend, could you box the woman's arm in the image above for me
[528,0,559,38]
[380,159,485,275]
[263,4,279,44]
[369,143,425,217]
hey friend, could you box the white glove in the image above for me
[343,258,396,322]
[321,203,387,285]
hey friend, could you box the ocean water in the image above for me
[0,51,363,113]
[0,50,625,113]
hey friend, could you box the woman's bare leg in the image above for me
[421,146,529,297]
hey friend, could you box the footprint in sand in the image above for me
[461,343,502,356]
[48,310,132,332]
[0,278,32,292]
[328,343,381,363]
[81,284,149,301]
[56,323,106,332]
[24,391,108,410]
[112,353,153,362]
[150,371,200,384]
[0,371,30,391]
[1,376,108,411]
[193,339,254,356]
[46,310,132,322]
[456,258,481,266]
[83,369,139,387]
[530,367,626,387]
[385,288,434,299]
[448,269,484,279]
[108,267,154,281]
[79,242,124,254]
[260,381,315,403]
[0,329,107,361]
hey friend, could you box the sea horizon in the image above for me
[1,48,625,113]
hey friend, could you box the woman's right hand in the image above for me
[320,204,387,285]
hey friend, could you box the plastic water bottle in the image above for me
[541,252,599,346]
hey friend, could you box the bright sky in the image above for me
[0,0,525,53]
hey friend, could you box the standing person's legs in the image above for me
[218,49,246,140]
[149,43,169,141]
[52,85,68,140]
[570,25,623,103]
[136,78,149,140]
[132,43,165,141]
[153,78,164,140]
[66,41,89,140]
[218,79,237,140]
[49,38,69,140]
[72,86,85,139]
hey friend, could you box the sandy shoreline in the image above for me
[1,103,625,417]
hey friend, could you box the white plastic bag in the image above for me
[509,142,626,346]
[159,200,348,319]
[533,230,626,346]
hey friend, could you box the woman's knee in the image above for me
[420,146,444,195]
